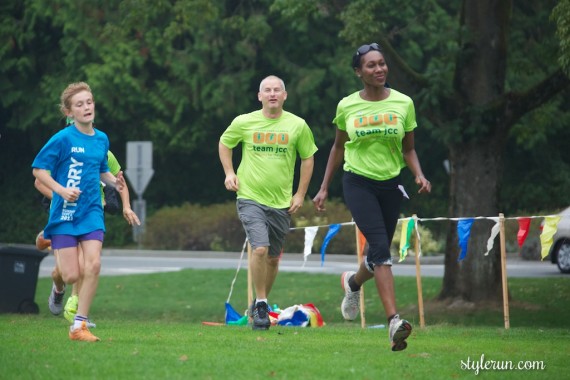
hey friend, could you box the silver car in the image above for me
[548,206,570,274]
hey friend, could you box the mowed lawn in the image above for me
[0,269,568,379]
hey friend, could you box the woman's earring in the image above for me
[66,116,73,125]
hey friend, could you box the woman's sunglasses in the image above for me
[355,43,382,56]
[352,43,382,68]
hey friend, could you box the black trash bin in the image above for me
[0,246,48,314]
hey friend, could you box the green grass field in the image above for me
[0,269,568,379]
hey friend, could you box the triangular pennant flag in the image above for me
[225,302,242,324]
[357,229,367,258]
[540,216,561,260]
[399,218,415,262]
[517,218,531,248]
[320,224,341,267]
[457,218,475,261]
[484,218,500,256]
[302,226,319,266]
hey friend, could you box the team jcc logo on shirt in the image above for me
[353,112,400,138]
[251,132,289,154]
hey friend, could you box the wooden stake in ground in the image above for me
[499,213,510,329]
[412,214,425,328]
[354,224,366,328]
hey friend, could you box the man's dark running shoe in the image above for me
[252,301,270,330]
[389,314,412,351]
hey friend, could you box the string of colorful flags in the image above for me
[293,214,563,266]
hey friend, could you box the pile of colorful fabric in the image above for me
[225,302,324,327]
[272,303,324,327]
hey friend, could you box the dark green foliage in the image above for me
[142,199,355,253]
[552,0,570,75]
[500,88,570,213]
[0,128,48,244]
[143,201,245,251]
[104,212,138,247]
[0,0,568,262]
[140,198,445,255]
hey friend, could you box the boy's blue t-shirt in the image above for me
[32,125,110,239]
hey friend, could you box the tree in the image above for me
[0,0,356,244]
[438,0,568,301]
[0,0,353,210]
[1,0,568,259]
[273,0,570,302]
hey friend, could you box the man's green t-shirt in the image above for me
[100,150,121,204]
[220,110,318,209]
[107,150,121,176]
[333,89,417,181]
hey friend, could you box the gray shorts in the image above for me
[236,199,291,257]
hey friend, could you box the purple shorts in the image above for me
[51,230,105,249]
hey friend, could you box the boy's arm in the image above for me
[118,181,140,226]
[35,178,53,200]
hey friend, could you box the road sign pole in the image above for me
[133,199,146,246]
[126,142,154,246]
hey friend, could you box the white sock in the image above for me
[256,298,268,305]
[72,315,88,330]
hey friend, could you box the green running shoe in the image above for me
[63,295,78,323]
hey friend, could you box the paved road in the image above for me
[37,248,567,278]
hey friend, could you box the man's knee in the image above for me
[252,246,269,257]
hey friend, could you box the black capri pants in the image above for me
[343,171,403,271]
